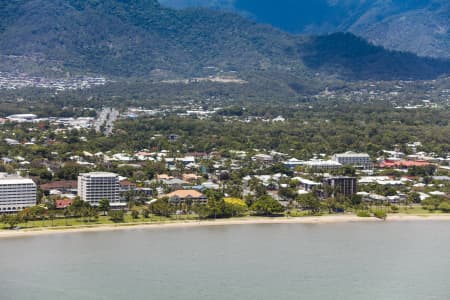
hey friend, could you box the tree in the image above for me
[63,208,70,226]
[141,206,150,218]
[438,201,450,213]
[131,208,140,219]
[109,210,125,223]
[2,214,22,229]
[98,199,110,216]
[150,198,171,217]
[251,195,285,216]
[206,190,226,219]
[48,210,56,227]
[297,193,321,215]
[407,192,421,204]
[224,198,248,217]
[421,196,443,211]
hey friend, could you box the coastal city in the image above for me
[1,108,449,229]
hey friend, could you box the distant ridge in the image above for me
[161,0,450,60]
[0,0,448,81]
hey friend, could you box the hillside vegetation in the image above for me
[0,0,449,81]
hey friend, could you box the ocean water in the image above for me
[1,221,450,300]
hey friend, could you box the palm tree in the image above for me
[63,208,70,226]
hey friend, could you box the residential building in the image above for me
[322,176,357,197]
[304,160,342,171]
[77,172,120,206]
[332,151,372,169]
[55,199,74,209]
[292,177,321,191]
[163,190,208,204]
[0,173,36,213]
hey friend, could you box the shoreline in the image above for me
[1,214,450,239]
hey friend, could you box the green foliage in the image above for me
[131,208,140,219]
[390,205,400,213]
[0,0,447,80]
[297,193,321,215]
[141,206,150,218]
[224,198,248,217]
[109,210,125,223]
[250,195,285,216]
[438,201,450,213]
[150,198,171,217]
[373,210,387,220]
[357,211,371,217]
[421,196,445,212]
[1,214,22,229]
[98,199,110,216]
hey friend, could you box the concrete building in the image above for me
[304,160,342,171]
[332,151,371,169]
[77,172,120,206]
[322,176,357,197]
[0,173,36,213]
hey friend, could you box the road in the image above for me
[95,107,119,136]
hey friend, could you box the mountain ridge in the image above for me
[160,0,450,59]
[0,0,449,81]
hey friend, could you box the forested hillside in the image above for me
[0,0,449,81]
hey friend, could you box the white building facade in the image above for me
[332,152,372,169]
[0,174,37,213]
[77,172,120,206]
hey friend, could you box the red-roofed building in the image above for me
[379,160,431,168]
[40,181,78,191]
[55,199,73,209]
[119,180,136,192]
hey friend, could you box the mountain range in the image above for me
[0,0,449,82]
[161,0,450,59]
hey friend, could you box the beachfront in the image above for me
[2,214,450,239]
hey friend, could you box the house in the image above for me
[252,154,274,163]
[40,180,78,194]
[55,199,73,209]
[119,180,136,192]
[163,190,208,204]
[292,177,321,191]
[162,178,191,189]
[283,158,304,169]
[182,173,200,183]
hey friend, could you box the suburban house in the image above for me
[162,190,208,204]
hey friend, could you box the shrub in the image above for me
[390,205,399,213]
[438,201,450,213]
[357,211,371,217]
[373,210,387,220]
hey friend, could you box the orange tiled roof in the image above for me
[164,190,205,199]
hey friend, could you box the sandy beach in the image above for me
[1,214,449,239]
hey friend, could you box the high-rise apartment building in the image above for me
[77,172,120,206]
[0,173,37,213]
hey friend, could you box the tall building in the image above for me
[0,173,36,213]
[77,172,120,206]
[322,176,357,198]
[332,152,372,169]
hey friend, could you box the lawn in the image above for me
[3,213,202,230]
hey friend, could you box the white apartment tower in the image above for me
[77,172,120,206]
[0,173,37,213]
[332,152,372,169]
